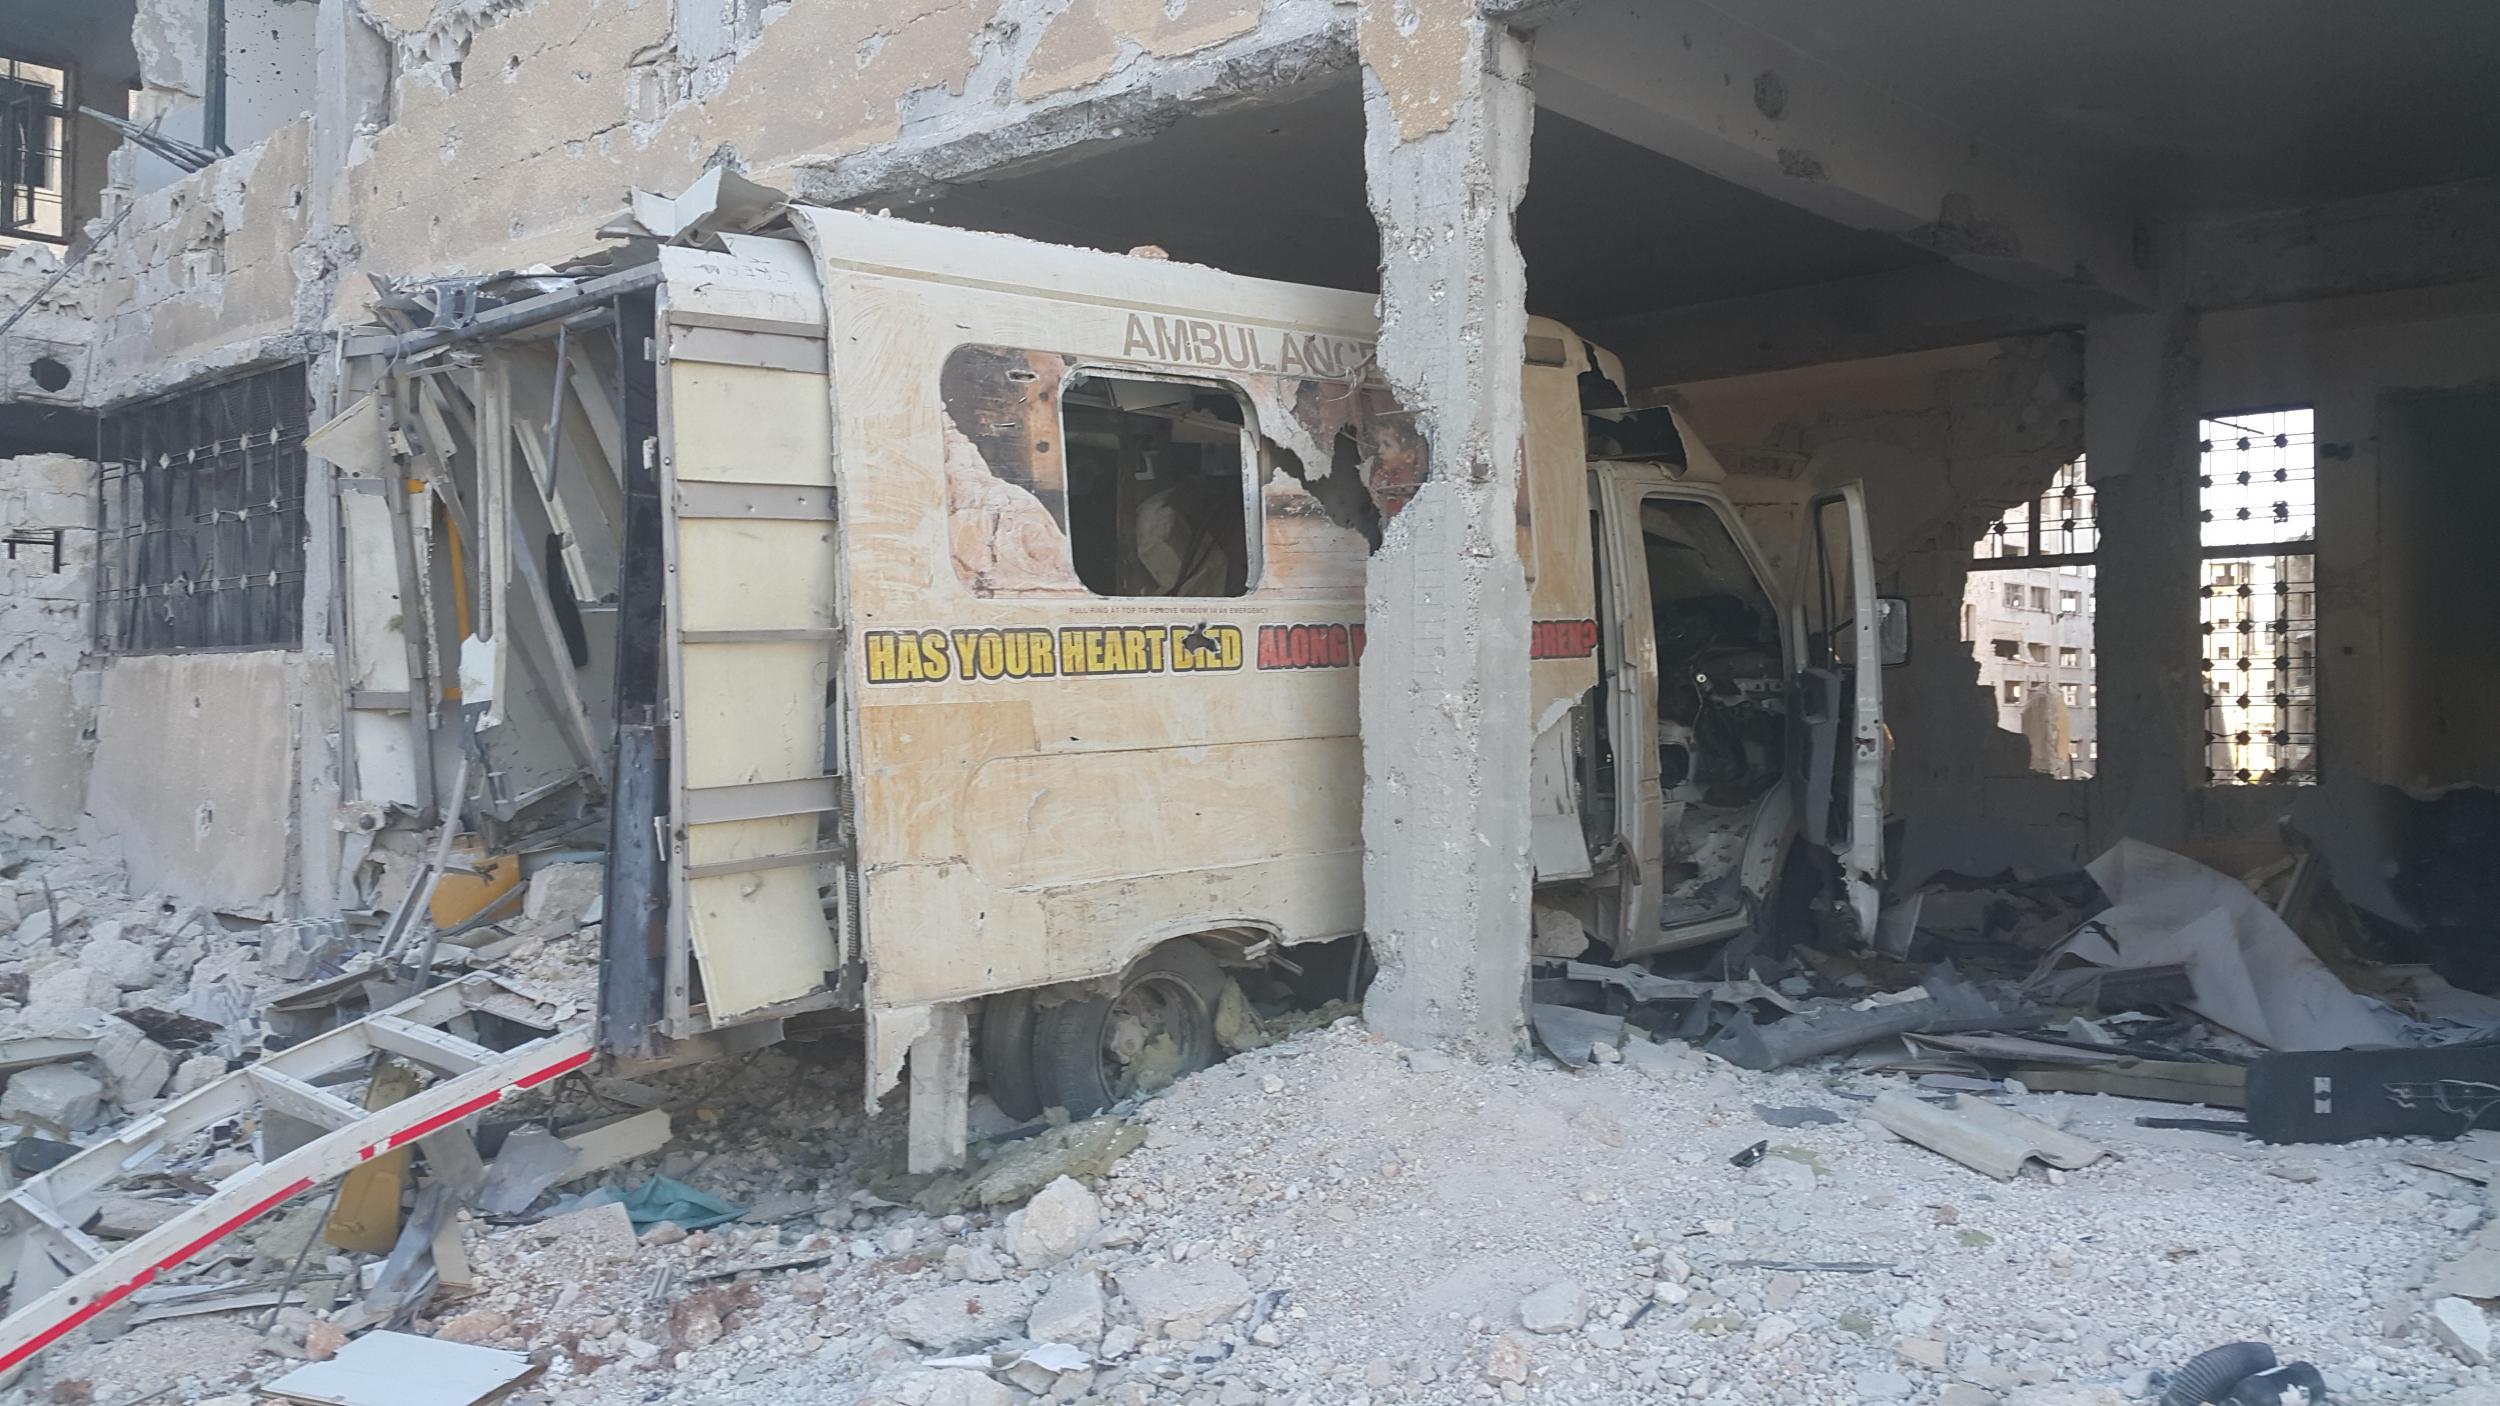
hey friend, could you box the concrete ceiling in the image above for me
[898,75,1934,325]
[1625,0,2500,216]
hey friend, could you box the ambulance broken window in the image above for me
[1060,373,1256,598]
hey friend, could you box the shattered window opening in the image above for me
[1061,371,1258,599]
[0,54,70,245]
[2198,407,2318,785]
[1965,459,2095,779]
[96,363,309,654]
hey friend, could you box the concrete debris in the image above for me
[1114,1258,1252,1339]
[2427,1295,2493,1366]
[1025,1266,1105,1347]
[1004,1175,1101,1265]
[884,1278,1044,1351]
[0,1062,104,1131]
[1516,1280,1586,1334]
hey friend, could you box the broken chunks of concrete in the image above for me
[0,1064,105,1132]
[1113,1259,1251,1340]
[94,1017,174,1108]
[1004,1176,1100,1266]
[884,1277,1044,1351]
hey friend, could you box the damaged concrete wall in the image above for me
[84,651,298,913]
[82,118,320,405]
[2196,279,2500,828]
[0,456,101,866]
[341,0,1342,288]
[1671,336,2087,884]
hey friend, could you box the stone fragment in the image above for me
[2004,1389,2128,1406]
[1853,1369,1914,1400]
[95,1019,172,1107]
[885,1278,1042,1351]
[167,1053,224,1097]
[1007,1176,1102,1265]
[434,1309,511,1345]
[1517,1281,1585,1335]
[943,1243,1005,1282]
[1027,1269,1105,1347]
[78,934,156,990]
[1530,906,1588,958]
[1900,1336,1951,1370]
[1485,1332,1531,1385]
[2429,1295,2493,1366]
[24,966,115,1022]
[0,1064,103,1131]
[303,1319,346,1360]
[1114,1260,1251,1339]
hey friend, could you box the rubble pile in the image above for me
[2,832,2496,1405]
[0,849,263,1135]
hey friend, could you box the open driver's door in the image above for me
[1790,485,1887,938]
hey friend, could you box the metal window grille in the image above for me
[96,364,309,654]
[2197,408,2317,785]
[0,56,68,244]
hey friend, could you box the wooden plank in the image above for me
[2014,1060,2247,1109]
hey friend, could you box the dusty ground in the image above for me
[21,1014,2497,1406]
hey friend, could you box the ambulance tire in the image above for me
[1030,939,1228,1119]
[979,990,1045,1123]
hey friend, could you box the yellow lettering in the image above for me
[865,632,898,682]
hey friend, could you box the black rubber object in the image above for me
[1031,939,1227,1118]
[978,989,1044,1122]
[2161,1342,2280,1406]
[2224,1363,2329,1405]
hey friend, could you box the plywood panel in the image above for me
[667,364,833,485]
[679,641,828,789]
[676,519,837,633]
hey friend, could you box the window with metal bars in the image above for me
[95,365,309,654]
[2197,407,2318,785]
[0,55,69,245]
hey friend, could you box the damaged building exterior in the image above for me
[2,0,2500,1390]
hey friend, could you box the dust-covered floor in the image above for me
[26,1016,2495,1406]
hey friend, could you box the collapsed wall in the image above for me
[0,455,100,870]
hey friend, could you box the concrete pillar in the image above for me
[2084,302,2204,851]
[1356,8,1535,1058]
[297,1,392,915]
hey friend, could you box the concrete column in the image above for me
[2084,302,2204,851]
[1356,9,1535,1058]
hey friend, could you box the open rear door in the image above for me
[654,240,845,1028]
[1791,485,1886,938]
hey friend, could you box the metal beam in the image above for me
[1533,0,2153,312]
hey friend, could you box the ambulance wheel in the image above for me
[979,990,1045,1123]
[1031,940,1227,1118]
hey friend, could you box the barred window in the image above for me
[96,364,309,653]
[2198,407,2317,785]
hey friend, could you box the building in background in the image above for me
[1964,461,2096,779]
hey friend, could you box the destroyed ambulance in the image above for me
[321,194,1902,1160]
